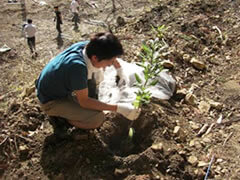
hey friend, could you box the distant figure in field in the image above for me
[54,6,63,36]
[23,19,37,57]
[71,0,80,30]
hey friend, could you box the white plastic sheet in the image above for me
[98,58,176,104]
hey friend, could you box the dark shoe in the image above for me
[48,116,72,139]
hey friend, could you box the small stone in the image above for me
[216,158,223,163]
[221,168,229,174]
[185,93,197,105]
[19,145,29,160]
[189,140,195,147]
[183,54,191,62]
[198,101,211,114]
[194,169,199,175]
[189,121,200,130]
[226,56,231,60]
[19,145,28,151]
[202,137,211,143]
[202,47,209,54]
[151,143,163,151]
[31,157,38,164]
[179,150,186,155]
[195,141,203,149]
[114,168,128,176]
[173,126,181,134]
[190,57,206,70]
[135,175,151,180]
[173,126,186,142]
[19,145,29,154]
[198,161,209,167]
[215,165,222,173]
[208,100,223,110]
[174,88,188,100]
[161,60,175,69]
[188,155,198,165]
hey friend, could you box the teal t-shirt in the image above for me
[36,41,89,104]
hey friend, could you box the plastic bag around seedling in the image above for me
[98,58,176,104]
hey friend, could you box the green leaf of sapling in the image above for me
[142,44,151,54]
[134,73,142,84]
[150,79,158,86]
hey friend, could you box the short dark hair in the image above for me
[27,19,32,24]
[54,6,58,9]
[86,32,124,61]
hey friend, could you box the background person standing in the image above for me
[23,19,37,57]
[54,6,63,36]
[71,0,80,30]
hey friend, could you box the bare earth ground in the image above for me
[0,0,240,179]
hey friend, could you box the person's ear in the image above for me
[91,55,98,65]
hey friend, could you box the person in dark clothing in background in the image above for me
[54,6,62,36]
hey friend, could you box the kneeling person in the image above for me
[35,32,139,131]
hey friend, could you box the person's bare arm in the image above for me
[75,88,117,111]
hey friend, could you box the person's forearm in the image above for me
[78,97,117,112]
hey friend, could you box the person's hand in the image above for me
[117,103,141,120]
[116,68,128,86]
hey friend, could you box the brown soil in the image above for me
[1,0,240,179]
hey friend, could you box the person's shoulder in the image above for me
[74,41,89,46]
[24,24,30,28]
[69,41,89,51]
[68,58,87,71]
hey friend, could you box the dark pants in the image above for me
[27,36,35,53]
[56,22,62,34]
[72,13,79,28]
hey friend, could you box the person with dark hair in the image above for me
[54,6,62,35]
[35,32,140,135]
[23,19,37,56]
